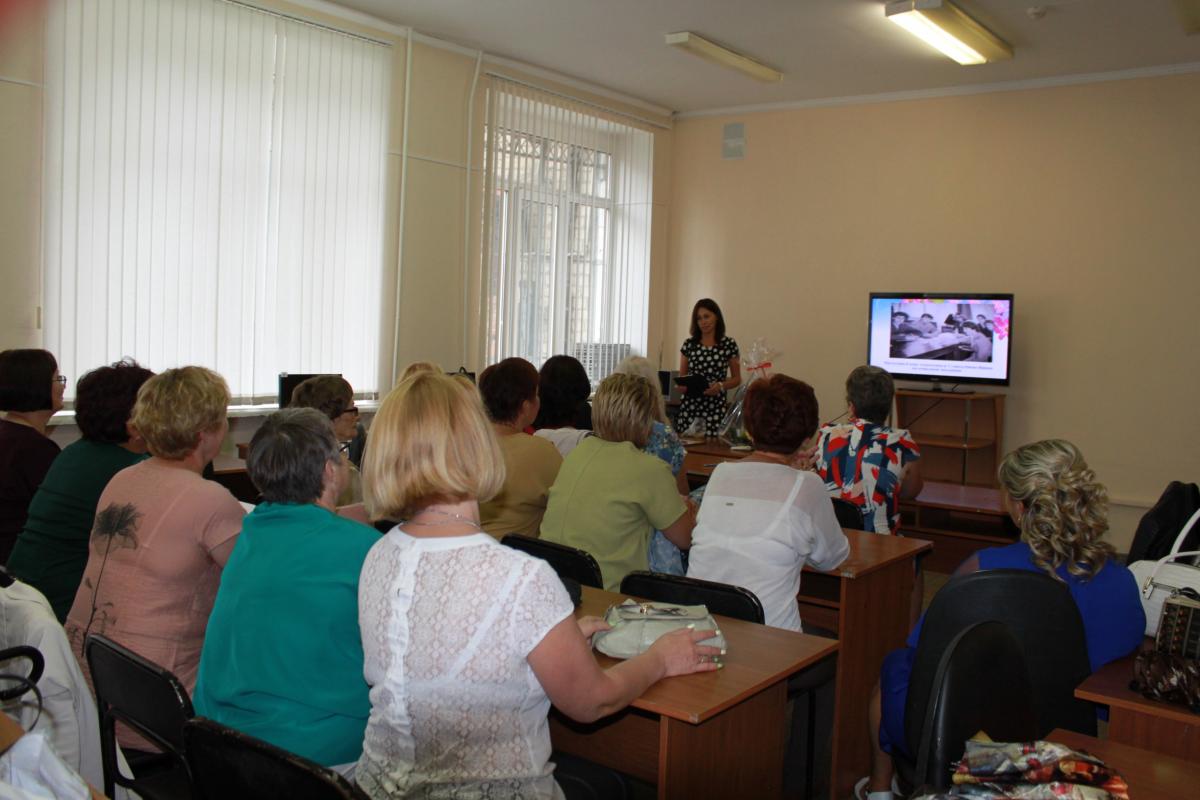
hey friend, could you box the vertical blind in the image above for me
[480,77,653,385]
[43,0,390,402]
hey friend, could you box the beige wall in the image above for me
[663,73,1200,549]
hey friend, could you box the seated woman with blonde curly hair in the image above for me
[860,439,1145,800]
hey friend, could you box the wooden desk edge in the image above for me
[1074,653,1200,727]
[804,531,931,579]
[579,588,840,725]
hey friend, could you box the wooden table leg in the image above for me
[829,558,915,800]
[658,680,787,800]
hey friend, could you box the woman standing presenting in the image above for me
[677,298,741,437]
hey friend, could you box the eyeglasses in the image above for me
[53,375,68,385]
[335,405,359,418]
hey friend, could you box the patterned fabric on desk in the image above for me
[911,739,1129,800]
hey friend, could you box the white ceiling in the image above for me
[330,0,1200,114]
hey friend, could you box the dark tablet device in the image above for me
[674,374,710,395]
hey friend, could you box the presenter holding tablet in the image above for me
[676,298,741,437]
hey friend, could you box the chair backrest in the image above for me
[184,718,366,800]
[905,569,1095,753]
[1128,481,1200,563]
[830,497,866,530]
[913,621,1038,790]
[619,571,764,624]
[86,634,194,756]
[500,535,605,589]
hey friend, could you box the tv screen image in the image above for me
[867,293,1013,385]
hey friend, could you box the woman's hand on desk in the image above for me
[651,627,724,676]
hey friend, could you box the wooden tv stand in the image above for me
[894,389,1004,487]
[900,480,1018,572]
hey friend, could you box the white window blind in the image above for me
[480,77,653,385]
[43,0,390,402]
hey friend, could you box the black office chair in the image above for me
[183,718,367,800]
[501,535,605,589]
[895,569,1095,793]
[911,621,1038,791]
[552,750,630,800]
[85,634,194,800]
[830,497,866,530]
[618,571,764,624]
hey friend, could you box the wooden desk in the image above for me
[900,481,1016,572]
[1075,653,1200,761]
[683,440,751,488]
[798,530,932,800]
[549,586,838,800]
[1048,728,1200,800]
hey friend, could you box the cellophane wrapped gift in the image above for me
[717,338,780,444]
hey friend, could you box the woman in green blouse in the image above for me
[8,359,153,620]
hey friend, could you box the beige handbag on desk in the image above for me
[593,599,726,660]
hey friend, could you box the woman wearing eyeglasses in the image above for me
[0,349,66,562]
[290,375,363,506]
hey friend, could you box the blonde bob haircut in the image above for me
[131,366,230,460]
[363,372,505,521]
[613,355,667,424]
[997,439,1114,581]
[593,373,657,449]
[399,360,442,382]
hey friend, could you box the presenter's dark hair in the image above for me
[689,298,726,342]
[76,359,155,443]
[0,349,58,411]
[743,375,818,455]
[247,408,340,504]
[533,355,591,429]
[478,357,539,424]
[845,365,894,424]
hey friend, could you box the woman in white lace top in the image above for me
[355,372,722,799]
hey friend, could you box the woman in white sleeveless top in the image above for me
[355,372,721,799]
[687,374,849,631]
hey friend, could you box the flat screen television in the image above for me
[866,293,1013,386]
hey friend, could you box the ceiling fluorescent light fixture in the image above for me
[885,0,1012,65]
[665,32,783,82]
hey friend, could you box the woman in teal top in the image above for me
[194,407,378,769]
[9,360,153,620]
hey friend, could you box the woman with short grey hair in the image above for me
[194,407,379,772]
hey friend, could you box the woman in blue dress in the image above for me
[857,439,1145,800]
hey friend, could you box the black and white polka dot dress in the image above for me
[677,336,739,436]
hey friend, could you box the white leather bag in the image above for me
[1128,507,1200,637]
[593,600,725,660]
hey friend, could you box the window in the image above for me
[481,78,653,384]
[42,0,390,401]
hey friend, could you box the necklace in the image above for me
[404,507,482,528]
